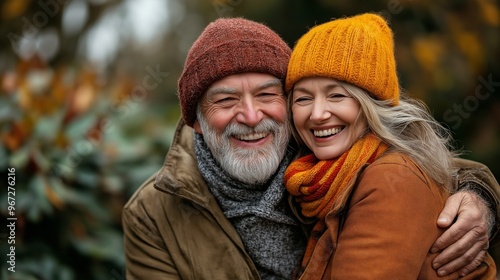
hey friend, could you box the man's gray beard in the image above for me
[197,114,290,185]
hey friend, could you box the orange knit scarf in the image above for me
[284,133,389,270]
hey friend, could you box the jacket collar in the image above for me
[154,119,260,260]
[153,119,214,208]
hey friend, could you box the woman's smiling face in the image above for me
[291,77,367,160]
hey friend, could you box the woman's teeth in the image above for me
[313,127,342,137]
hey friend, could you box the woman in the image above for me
[283,13,496,279]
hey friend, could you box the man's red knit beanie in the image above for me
[178,17,291,127]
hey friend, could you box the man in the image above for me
[123,17,499,279]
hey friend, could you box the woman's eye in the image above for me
[294,97,312,104]
[328,93,348,101]
[331,93,345,98]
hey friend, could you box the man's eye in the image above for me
[260,93,276,98]
[215,97,237,104]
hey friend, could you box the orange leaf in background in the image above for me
[16,53,46,76]
[411,35,444,73]
[455,31,484,74]
[1,72,18,94]
[2,123,24,151]
[18,67,59,115]
[111,75,136,105]
[44,184,64,210]
[478,0,500,26]
[62,69,100,124]
[52,69,69,105]
[72,83,95,115]
[1,0,31,20]
[86,117,105,144]
[18,82,32,109]
[54,131,69,149]
[63,84,95,125]
[444,13,485,77]
[1,119,32,151]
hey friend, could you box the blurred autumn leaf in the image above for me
[1,0,31,21]
[0,0,499,279]
[0,57,173,278]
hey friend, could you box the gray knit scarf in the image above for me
[194,133,307,279]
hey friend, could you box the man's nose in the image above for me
[235,97,264,127]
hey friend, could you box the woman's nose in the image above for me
[309,99,331,122]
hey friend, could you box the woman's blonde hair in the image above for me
[287,81,458,188]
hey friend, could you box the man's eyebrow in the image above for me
[205,86,237,97]
[256,78,282,91]
[205,78,282,97]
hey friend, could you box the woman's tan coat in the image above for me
[295,152,496,279]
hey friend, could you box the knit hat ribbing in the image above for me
[178,18,291,127]
[286,13,400,105]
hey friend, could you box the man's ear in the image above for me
[193,120,203,134]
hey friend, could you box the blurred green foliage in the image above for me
[0,60,173,279]
[0,0,498,279]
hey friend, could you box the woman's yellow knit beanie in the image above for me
[286,13,400,105]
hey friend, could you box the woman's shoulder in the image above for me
[357,151,445,198]
[369,151,416,167]
[364,151,428,183]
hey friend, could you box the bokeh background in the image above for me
[0,0,498,279]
